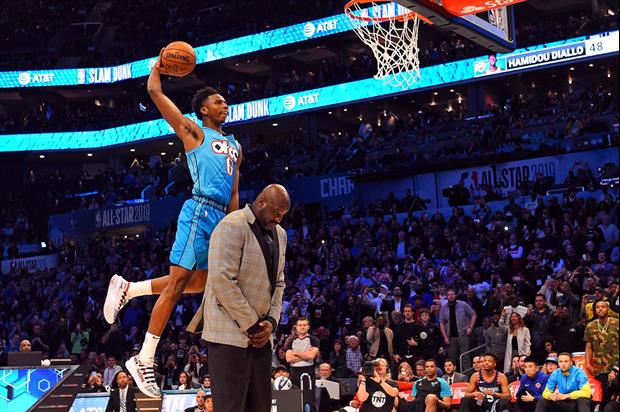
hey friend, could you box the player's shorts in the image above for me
[169,195,227,270]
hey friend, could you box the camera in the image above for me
[362,360,380,377]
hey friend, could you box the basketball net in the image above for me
[345,1,425,90]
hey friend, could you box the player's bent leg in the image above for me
[147,264,193,335]
[184,269,208,293]
[127,265,193,398]
[103,269,206,325]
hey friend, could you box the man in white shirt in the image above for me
[285,317,319,387]
[103,356,123,387]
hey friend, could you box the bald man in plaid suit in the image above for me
[188,184,290,412]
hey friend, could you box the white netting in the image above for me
[347,2,421,90]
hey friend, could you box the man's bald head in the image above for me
[252,184,290,230]
[20,339,31,352]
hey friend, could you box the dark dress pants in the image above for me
[208,341,272,412]
[534,398,590,412]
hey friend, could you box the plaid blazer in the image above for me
[187,205,286,348]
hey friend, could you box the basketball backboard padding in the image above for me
[396,0,453,26]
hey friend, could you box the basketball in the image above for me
[160,41,196,77]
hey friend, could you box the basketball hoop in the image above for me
[344,0,432,90]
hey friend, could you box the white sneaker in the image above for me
[126,355,161,398]
[103,274,129,324]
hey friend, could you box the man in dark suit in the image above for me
[105,371,137,412]
[188,184,290,412]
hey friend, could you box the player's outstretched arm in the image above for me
[147,55,200,150]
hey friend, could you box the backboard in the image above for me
[396,0,518,52]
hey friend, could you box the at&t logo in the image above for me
[284,96,296,110]
[303,19,337,38]
[18,72,31,86]
[303,22,316,38]
[17,71,55,86]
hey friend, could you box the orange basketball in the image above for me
[161,41,196,77]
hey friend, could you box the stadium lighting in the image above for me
[39,154,45,159]
[272,122,279,126]
[87,153,93,157]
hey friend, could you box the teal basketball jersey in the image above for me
[186,127,239,206]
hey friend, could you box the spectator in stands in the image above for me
[599,212,619,253]
[30,323,50,355]
[439,289,477,371]
[585,300,619,407]
[6,334,21,352]
[506,354,524,383]
[443,358,468,385]
[515,356,548,412]
[605,366,619,412]
[543,356,559,375]
[345,335,363,374]
[525,294,554,363]
[84,372,107,393]
[553,304,585,354]
[467,355,483,378]
[536,353,591,412]
[394,304,419,368]
[184,390,210,412]
[177,371,200,390]
[184,353,202,385]
[366,313,394,361]
[330,338,349,378]
[500,296,528,326]
[503,313,531,373]
[161,354,182,390]
[416,308,444,361]
[485,311,508,365]
[201,375,211,391]
[19,339,31,352]
[397,361,415,384]
[415,359,426,379]
[103,356,123,387]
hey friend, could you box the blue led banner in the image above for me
[0,30,617,152]
[0,4,405,89]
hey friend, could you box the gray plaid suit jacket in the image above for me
[187,205,286,348]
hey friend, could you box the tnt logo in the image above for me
[371,391,386,407]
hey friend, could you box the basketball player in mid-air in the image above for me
[103,53,241,397]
